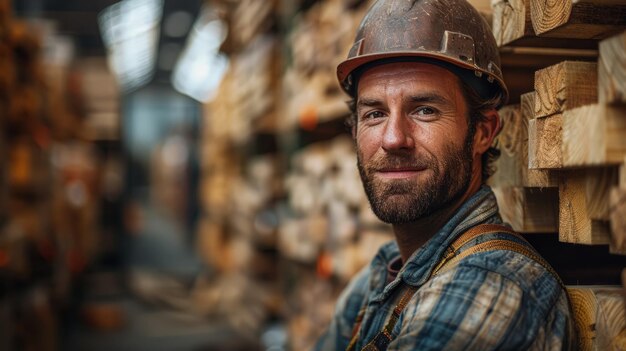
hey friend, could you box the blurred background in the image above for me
[1,0,625,350]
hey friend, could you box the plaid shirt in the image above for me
[314,186,574,351]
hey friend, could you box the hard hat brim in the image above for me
[337,51,509,107]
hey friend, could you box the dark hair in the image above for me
[346,77,502,182]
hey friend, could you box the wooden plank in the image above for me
[491,105,525,187]
[534,61,597,119]
[528,114,562,169]
[469,0,493,16]
[560,171,611,244]
[500,48,597,104]
[610,159,626,254]
[621,158,626,187]
[599,30,626,104]
[567,286,626,351]
[491,0,597,48]
[585,167,619,220]
[493,186,559,232]
[520,92,559,187]
[492,0,534,46]
[530,0,626,39]
[562,104,626,167]
[521,91,537,121]
[609,187,626,253]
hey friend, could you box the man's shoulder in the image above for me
[454,248,559,287]
[435,241,567,314]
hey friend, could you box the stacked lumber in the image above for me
[0,6,107,350]
[226,0,277,51]
[280,135,392,274]
[195,134,279,334]
[490,3,626,344]
[490,0,626,245]
[489,100,560,232]
[198,4,284,330]
[0,17,99,274]
[493,0,626,46]
[283,1,370,129]
[279,135,392,350]
[205,36,280,144]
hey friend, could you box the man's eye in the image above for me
[363,111,385,119]
[416,106,437,116]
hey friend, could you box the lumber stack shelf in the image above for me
[490,3,626,347]
[491,0,626,248]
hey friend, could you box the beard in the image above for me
[357,131,474,224]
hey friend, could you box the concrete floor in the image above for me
[65,205,262,351]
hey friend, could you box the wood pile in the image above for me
[489,1,626,347]
[280,135,391,276]
[205,35,280,145]
[282,0,372,129]
[489,0,626,238]
[279,135,392,349]
[223,0,277,52]
[197,1,287,335]
[0,3,109,350]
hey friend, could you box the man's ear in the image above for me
[473,109,500,156]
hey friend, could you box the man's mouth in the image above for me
[375,167,426,179]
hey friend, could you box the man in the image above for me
[315,0,574,350]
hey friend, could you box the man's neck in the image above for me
[392,180,482,263]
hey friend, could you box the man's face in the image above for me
[355,62,475,224]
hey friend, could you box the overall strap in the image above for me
[346,285,418,351]
[345,223,564,351]
[433,224,565,290]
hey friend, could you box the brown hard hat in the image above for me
[337,0,508,107]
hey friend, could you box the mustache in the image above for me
[365,154,433,171]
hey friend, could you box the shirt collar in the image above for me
[369,185,502,301]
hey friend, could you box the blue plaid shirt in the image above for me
[315,186,574,350]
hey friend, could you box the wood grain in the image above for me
[491,0,600,48]
[559,171,611,244]
[567,286,626,351]
[491,105,525,187]
[585,167,619,220]
[528,114,563,169]
[620,158,626,187]
[492,0,533,46]
[520,92,559,187]
[609,187,626,253]
[610,161,626,253]
[534,61,598,118]
[530,0,626,39]
[493,186,559,232]
[562,104,626,167]
[599,30,626,104]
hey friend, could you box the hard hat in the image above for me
[337,0,508,107]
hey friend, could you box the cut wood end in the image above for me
[530,0,573,35]
[568,288,597,342]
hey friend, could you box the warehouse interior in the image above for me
[2,0,626,350]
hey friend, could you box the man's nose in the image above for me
[382,112,415,152]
